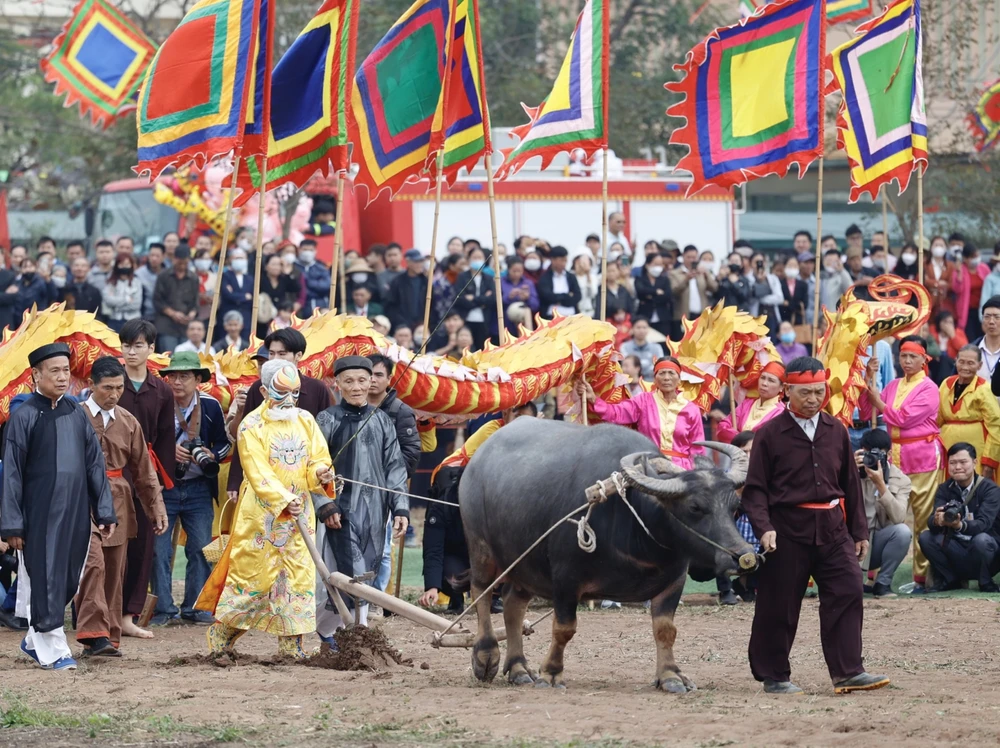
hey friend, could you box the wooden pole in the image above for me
[485,154,505,339]
[249,157,267,337]
[881,185,889,254]
[338,228,347,315]
[329,173,347,311]
[917,169,925,285]
[599,149,609,320]
[728,371,737,423]
[811,156,825,348]
[580,372,589,426]
[422,151,445,353]
[393,535,405,598]
[206,154,241,345]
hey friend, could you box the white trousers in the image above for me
[16,552,72,666]
[314,523,369,637]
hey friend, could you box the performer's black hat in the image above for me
[334,356,373,376]
[29,342,71,368]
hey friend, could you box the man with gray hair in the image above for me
[218,310,248,352]
[315,356,408,639]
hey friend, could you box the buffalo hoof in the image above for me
[536,674,566,689]
[509,671,535,686]
[471,638,500,683]
[656,675,696,694]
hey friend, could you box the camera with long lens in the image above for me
[942,498,965,526]
[176,438,219,478]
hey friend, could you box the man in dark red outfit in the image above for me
[742,356,889,695]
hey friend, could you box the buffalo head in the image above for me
[618,442,758,578]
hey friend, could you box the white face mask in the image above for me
[901,252,917,265]
[237,238,252,251]
[784,267,800,279]
[282,253,296,264]
[931,246,947,259]
[648,265,664,278]
[524,258,541,272]
[351,272,369,284]
[194,258,212,272]
[231,259,248,273]
[969,257,981,268]
[52,275,66,289]
[299,250,316,264]
[950,244,964,254]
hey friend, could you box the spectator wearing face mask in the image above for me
[925,236,956,320]
[192,248,216,323]
[953,244,989,341]
[345,259,381,306]
[894,242,921,281]
[776,321,809,363]
[14,258,51,325]
[820,248,854,312]
[101,252,143,332]
[669,245,718,338]
[217,248,254,342]
[779,256,809,325]
[453,247,496,348]
[294,239,331,313]
[634,253,672,337]
[522,250,544,283]
[718,252,753,312]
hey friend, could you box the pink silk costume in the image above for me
[592,390,705,470]
[716,396,786,444]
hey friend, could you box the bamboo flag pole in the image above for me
[329,173,347,310]
[811,156,825,347]
[206,155,241,345]
[249,157,268,337]
[338,227,347,315]
[917,169,925,285]
[599,149,609,320]
[486,153,505,338]
[881,185,889,252]
[421,151,445,352]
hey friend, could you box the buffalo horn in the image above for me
[618,452,688,499]
[694,441,748,487]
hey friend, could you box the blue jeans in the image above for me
[152,478,214,617]
[374,520,393,592]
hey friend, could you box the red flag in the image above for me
[0,191,9,252]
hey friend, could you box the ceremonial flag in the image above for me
[494,0,609,180]
[967,79,1000,153]
[238,0,275,161]
[828,0,926,202]
[350,0,490,201]
[826,0,872,25]
[666,0,827,197]
[228,0,357,206]
[135,0,268,177]
[40,0,156,129]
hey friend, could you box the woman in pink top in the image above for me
[859,336,944,589]
[579,357,705,470]
[717,361,786,443]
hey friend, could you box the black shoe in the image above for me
[979,582,1000,593]
[925,581,961,594]
[872,583,896,598]
[833,672,890,694]
[863,583,874,594]
[80,636,121,657]
[763,679,803,695]
[0,609,27,631]
[719,589,739,606]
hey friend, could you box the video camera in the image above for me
[176,439,219,478]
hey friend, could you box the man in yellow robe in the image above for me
[939,345,1000,480]
[197,360,335,658]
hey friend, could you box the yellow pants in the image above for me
[909,469,943,584]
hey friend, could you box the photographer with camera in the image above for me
[855,430,912,597]
[918,442,1000,593]
[150,351,230,626]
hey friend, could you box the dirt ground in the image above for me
[3,593,1000,747]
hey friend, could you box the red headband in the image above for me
[761,362,786,382]
[900,341,929,359]
[654,360,681,375]
[785,369,827,385]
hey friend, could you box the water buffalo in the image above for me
[459,418,757,693]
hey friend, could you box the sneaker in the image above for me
[318,633,339,653]
[80,636,121,657]
[51,656,78,671]
[149,613,178,627]
[872,583,896,598]
[599,600,622,609]
[20,637,43,668]
[180,611,215,625]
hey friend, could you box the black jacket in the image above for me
[452,270,495,323]
[0,269,18,331]
[59,280,102,315]
[718,274,752,311]
[537,269,581,318]
[927,475,1000,542]
[423,465,469,591]
[634,272,672,323]
[378,389,420,480]
[779,276,809,325]
[385,272,428,331]
[593,284,635,321]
